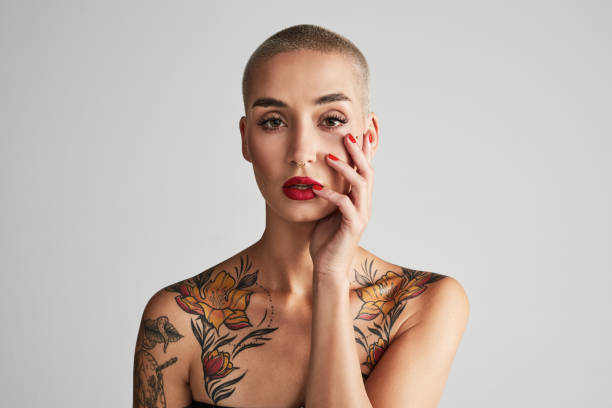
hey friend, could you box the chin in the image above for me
[266,193,337,223]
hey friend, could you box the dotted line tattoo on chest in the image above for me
[224,281,275,348]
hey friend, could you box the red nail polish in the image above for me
[348,134,356,143]
[328,153,339,161]
[312,184,323,190]
[369,133,373,143]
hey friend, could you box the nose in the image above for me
[286,118,318,167]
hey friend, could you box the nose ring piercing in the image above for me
[292,160,306,167]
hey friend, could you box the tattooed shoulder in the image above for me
[134,289,194,408]
[163,254,279,405]
[351,258,448,379]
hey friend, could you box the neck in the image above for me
[252,205,317,296]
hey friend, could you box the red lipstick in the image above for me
[282,176,323,201]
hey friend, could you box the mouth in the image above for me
[288,184,315,190]
[282,176,323,189]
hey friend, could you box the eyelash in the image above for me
[256,113,348,131]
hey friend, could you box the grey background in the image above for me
[1,1,610,406]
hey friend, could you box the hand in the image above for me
[309,132,374,282]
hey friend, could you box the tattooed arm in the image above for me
[133,289,195,408]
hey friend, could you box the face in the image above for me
[239,50,379,223]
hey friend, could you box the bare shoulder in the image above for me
[134,285,201,407]
[353,254,470,404]
[136,285,202,362]
[353,249,468,341]
[133,251,256,407]
[390,263,470,338]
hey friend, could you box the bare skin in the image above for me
[133,50,469,408]
[135,248,448,407]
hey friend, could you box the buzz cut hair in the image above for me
[241,24,371,118]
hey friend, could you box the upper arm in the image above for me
[133,288,195,408]
[364,276,470,408]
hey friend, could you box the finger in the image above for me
[326,151,368,212]
[362,131,374,218]
[345,133,372,212]
[345,133,372,182]
[312,184,361,230]
[363,130,372,163]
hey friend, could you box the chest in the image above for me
[187,288,416,407]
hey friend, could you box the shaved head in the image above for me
[242,24,371,119]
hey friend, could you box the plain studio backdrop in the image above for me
[1,1,610,407]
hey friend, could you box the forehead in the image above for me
[249,50,360,109]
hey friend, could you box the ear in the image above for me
[365,111,380,156]
[239,116,252,163]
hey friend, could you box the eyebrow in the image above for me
[251,92,352,109]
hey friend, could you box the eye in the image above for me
[321,113,348,128]
[257,114,286,132]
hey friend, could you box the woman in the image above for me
[133,24,469,408]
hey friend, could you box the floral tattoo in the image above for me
[353,259,446,379]
[165,255,278,404]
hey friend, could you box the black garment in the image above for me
[189,401,231,408]
[190,401,229,408]
[189,401,305,408]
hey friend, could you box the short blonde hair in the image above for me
[242,24,370,118]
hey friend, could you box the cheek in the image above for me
[248,136,285,184]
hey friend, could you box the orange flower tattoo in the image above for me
[166,256,278,405]
[175,270,253,332]
[355,271,427,321]
[353,261,447,378]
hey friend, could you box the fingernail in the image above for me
[312,184,323,190]
[369,133,373,143]
[348,134,356,143]
[328,153,339,161]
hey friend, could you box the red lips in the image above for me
[282,176,323,188]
